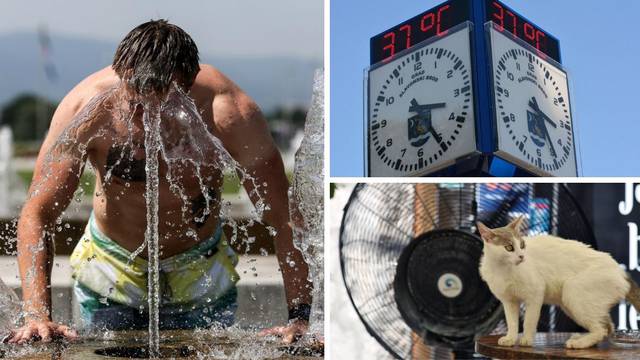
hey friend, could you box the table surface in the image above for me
[476,333,640,360]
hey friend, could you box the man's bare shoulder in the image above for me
[49,66,119,136]
[66,66,119,109]
[193,64,240,95]
[193,64,259,125]
[58,66,119,120]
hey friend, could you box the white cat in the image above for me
[478,216,640,349]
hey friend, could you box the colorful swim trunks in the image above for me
[70,214,240,330]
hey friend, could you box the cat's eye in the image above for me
[505,244,514,252]
[520,241,525,249]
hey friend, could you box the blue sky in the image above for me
[330,0,640,177]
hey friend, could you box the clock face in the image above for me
[367,25,477,177]
[489,26,577,176]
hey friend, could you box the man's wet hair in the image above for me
[113,19,200,95]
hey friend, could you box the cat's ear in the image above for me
[509,215,525,234]
[477,222,495,243]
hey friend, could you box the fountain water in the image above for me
[0,127,14,218]
[142,103,162,357]
[289,70,324,336]
[0,277,20,340]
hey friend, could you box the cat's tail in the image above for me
[626,275,640,310]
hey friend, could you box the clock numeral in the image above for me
[553,98,559,106]
[385,97,395,106]
[507,72,515,81]
[381,120,387,128]
[557,138,563,146]
[434,61,437,69]
[504,88,510,98]
[447,70,453,79]
[401,149,407,157]
[386,139,393,147]
[528,63,535,72]
[398,77,404,86]
[418,148,424,158]
[510,113,516,122]
[537,148,542,157]
[516,63,521,71]
[522,135,528,144]
[449,112,455,121]
[454,89,460,97]
[414,62,422,71]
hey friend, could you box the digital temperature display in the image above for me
[369,0,471,65]
[485,0,560,62]
[369,0,561,65]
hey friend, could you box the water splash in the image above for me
[0,277,20,339]
[289,69,324,336]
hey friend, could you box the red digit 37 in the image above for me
[382,3,451,62]
[492,1,505,30]
[382,32,395,62]
[492,1,514,36]
[399,24,411,49]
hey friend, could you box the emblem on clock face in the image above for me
[490,27,577,176]
[367,26,476,177]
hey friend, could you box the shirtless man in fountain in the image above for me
[10,20,312,343]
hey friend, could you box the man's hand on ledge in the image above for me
[7,320,78,344]
[258,319,309,344]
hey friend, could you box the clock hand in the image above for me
[529,97,557,129]
[542,119,557,157]
[429,125,443,143]
[409,102,446,114]
[532,109,557,157]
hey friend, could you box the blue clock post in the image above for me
[365,0,578,177]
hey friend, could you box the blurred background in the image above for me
[0,0,322,329]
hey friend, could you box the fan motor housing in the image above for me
[394,229,503,347]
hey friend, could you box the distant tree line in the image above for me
[0,94,56,142]
[265,106,307,128]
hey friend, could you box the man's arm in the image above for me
[211,79,313,312]
[11,91,97,343]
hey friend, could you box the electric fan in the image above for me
[339,183,596,359]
